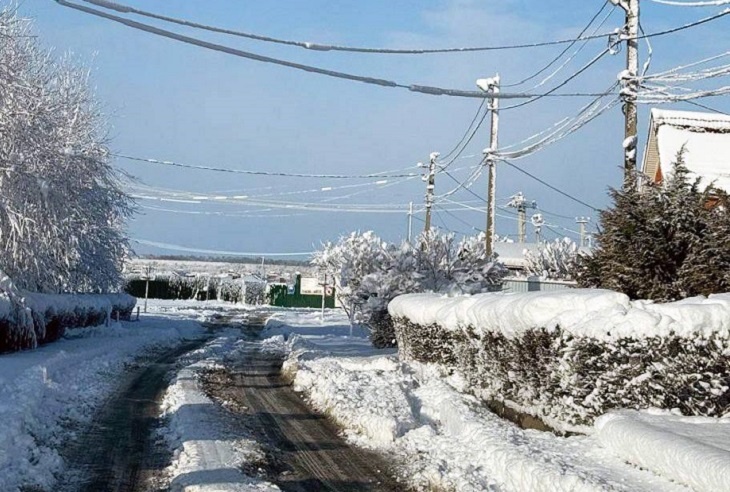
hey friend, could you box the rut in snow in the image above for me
[201,342,405,492]
[57,338,210,492]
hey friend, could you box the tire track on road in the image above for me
[203,343,404,492]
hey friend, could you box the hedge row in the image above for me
[392,317,730,430]
[0,293,136,354]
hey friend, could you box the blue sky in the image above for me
[19,0,730,257]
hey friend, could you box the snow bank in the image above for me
[388,289,730,340]
[287,337,417,447]
[596,410,730,492]
[0,311,202,492]
[160,335,279,492]
[277,323,689,491]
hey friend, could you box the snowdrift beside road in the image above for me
[0,312,202,492]
[596,410,730,492]
[275,311,689,492]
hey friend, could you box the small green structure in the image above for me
[269,274,335,308]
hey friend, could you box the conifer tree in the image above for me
[576,149,730,301]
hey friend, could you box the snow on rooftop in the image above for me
[651,108,730,192]
[651,108,730,131]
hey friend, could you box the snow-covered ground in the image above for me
[0,299,204,492]
[271,309,722,492]
[4,299,727,491]
[160,333,280,492]
[596,410,730,492]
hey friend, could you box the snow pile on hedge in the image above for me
[596,410,730,492]
[0,292,136,353]
[389,289,730,430]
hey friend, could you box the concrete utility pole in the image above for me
[531,213,544,244]
[507,192,537,243]
[407,201,414,243]
[421,152,440,234]
[576,217,591,247]
[615,0,640,188]
[477,76,500,256]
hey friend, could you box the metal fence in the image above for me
[501,276,576,293]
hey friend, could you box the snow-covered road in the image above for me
[2,299,727,492]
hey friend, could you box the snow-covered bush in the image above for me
[242,280,266,305]
[524,238,580,280]
[390,291,730,430]
[576,150,730,301]
[313,230,507,347]
[0,10,132,294]
[1,291,136,353]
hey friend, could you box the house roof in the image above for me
[641,108,730,192]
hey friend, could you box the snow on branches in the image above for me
[524,238,580,281]
[0,10,133,293]
[312,230,507,346]
[576,148,730,301]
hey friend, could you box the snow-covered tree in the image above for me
[313,230,507,347]
[0,10,132,293]
[417,230,508,294]
[575,149,730,301]
[524,238,580,280]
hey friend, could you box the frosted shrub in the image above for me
[524,238,580,280]
[313,230,507,347]
[392,317,730,430]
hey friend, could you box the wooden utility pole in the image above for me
[422,152,439,234]
[618,0,640,188]
[477,76,500,256]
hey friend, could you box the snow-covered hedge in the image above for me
[389,290,730,431]
[125,275,258,303]
[0,293,136,354]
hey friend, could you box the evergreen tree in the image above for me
[575,149,730,301]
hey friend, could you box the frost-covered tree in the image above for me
[575,149,730,301]
[0,10,132,293]
[417,230,508,294]
[313,230,507,347]
[524,238,580,280]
